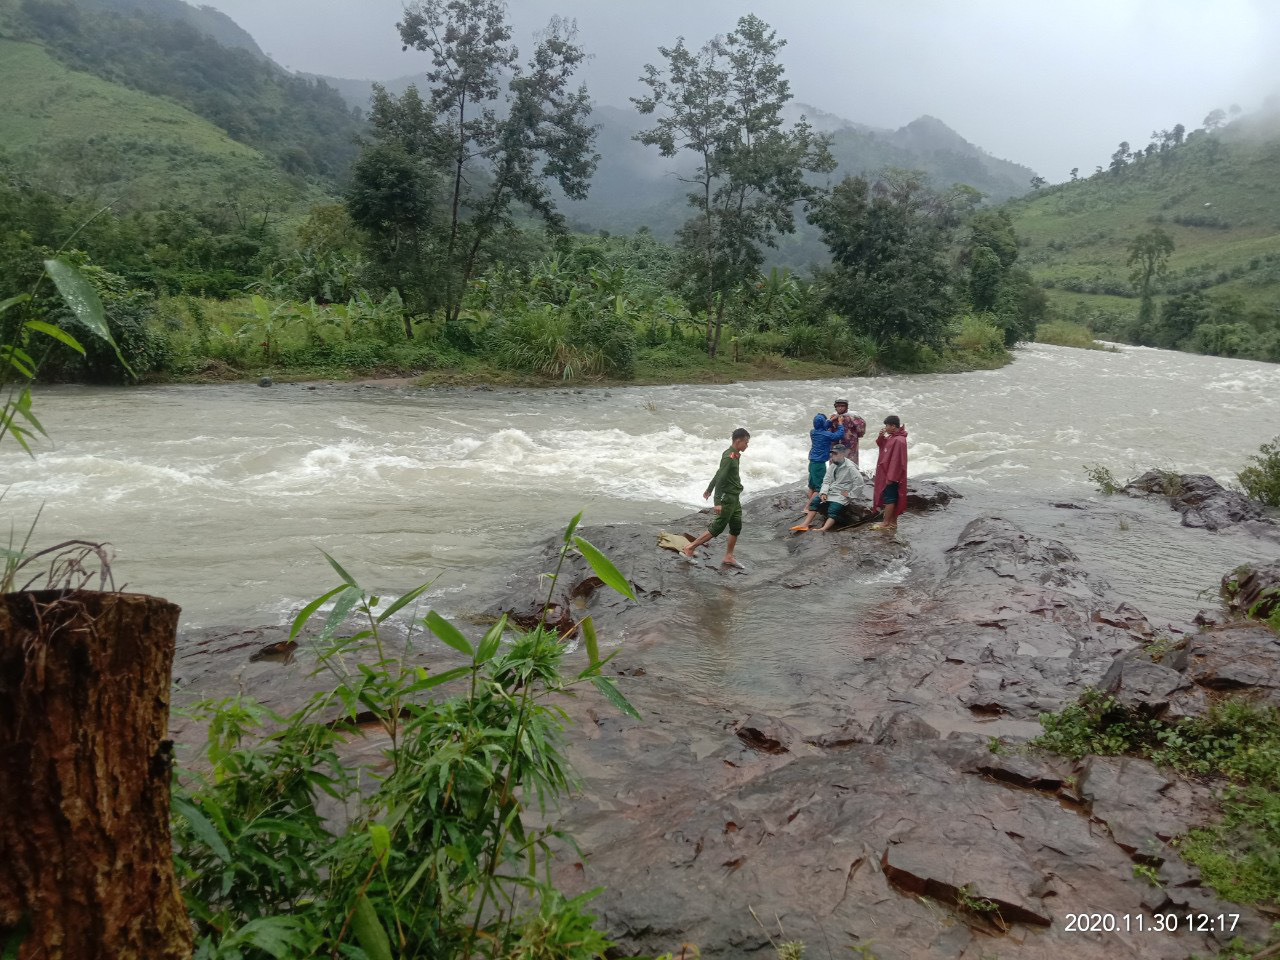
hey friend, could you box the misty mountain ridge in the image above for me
[56,0,264,55]
[321,72,1039,254]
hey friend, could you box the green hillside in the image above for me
[1,0,361,181]
[0,35,283,203]
[1006,112,1280,357]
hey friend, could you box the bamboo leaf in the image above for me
[581,615,599,666]
[562,511,583,544]
[319,586,361,642]
[401,665,471,694]
[369,823,391,862]
[573,536,637,601]
[289,584,348,640]
[425,610,473,657]
[350,894,393,960]
[320,550,358,587]
[375,579,433,624]
[591,676,641,720]
[475,615,506,664]
[23,319,85,355]
[173,797,230,862]
[0,293,30,314]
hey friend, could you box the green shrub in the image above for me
[1035,320,1109,350]
[495,307,604,381]
[173,518,638,959]
[1238,436,1280,508]
[949,314,1006,358]
[636,341,706,372]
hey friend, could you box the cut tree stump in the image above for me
[0,591,192,960]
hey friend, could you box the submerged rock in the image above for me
[1124,469,1274,532]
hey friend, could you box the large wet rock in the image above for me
[169,489,1280,958]
[1124,470,1275,532]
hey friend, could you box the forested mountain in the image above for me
[1006,103,1280,359]
[0,0,361,182]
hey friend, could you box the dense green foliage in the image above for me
[0,2,1032,384]
[811,172,1044,351]
[173,518,638,959]
[1238,435,1280,508]
[1008,107,1280,361]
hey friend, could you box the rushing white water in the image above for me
[3,344,1279,632]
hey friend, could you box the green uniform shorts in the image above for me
[807,460,826,491]
[708,497,743,538]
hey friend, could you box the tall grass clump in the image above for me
[172,514,640,959]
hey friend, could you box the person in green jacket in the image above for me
[682,427,750,568]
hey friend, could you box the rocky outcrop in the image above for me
[1224,560,1280,621]
[1125,470,1276,533]
[170,485,1280,958]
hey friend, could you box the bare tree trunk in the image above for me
[0,591,191,960]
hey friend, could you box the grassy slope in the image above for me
[1005,120,1280,320]
[0,34,284,204]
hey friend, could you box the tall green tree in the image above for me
[633,15,834,357]
[1127,227,1175,332]
[809,171,962,349]
[347,84,443,327]
[385,0,598,322]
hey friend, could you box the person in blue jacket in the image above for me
[804,413,844,498]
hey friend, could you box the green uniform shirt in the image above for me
[705,447,744,504]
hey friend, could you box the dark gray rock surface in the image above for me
[172,483,1279,958]
[1125,470,1276,534]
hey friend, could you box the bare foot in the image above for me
[722,557,744,569]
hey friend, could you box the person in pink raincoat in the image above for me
[872,415,907,532]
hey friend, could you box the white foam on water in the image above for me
[858,558,912,585]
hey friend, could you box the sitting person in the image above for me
[790,444,864,532]
[804,413,845,499]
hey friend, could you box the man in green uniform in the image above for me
[682,427,750,568]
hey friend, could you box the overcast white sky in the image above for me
[202,0,1280,179]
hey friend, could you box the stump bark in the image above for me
[0,591,192,960]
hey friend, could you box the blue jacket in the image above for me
[808,415,844,462]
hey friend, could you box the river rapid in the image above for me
[5,344,1279,668]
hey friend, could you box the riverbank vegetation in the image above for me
[0,3,1045,389]
[1032,320,1116,351]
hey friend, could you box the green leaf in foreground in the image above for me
[24,319,85,355]
[591,675,641,720]
[573,536,637,601]
[42,259,131,374]
[350,893,393,960]
[425,610,474,657]
[582,615,600,666]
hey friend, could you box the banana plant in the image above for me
[1,259,128,454]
